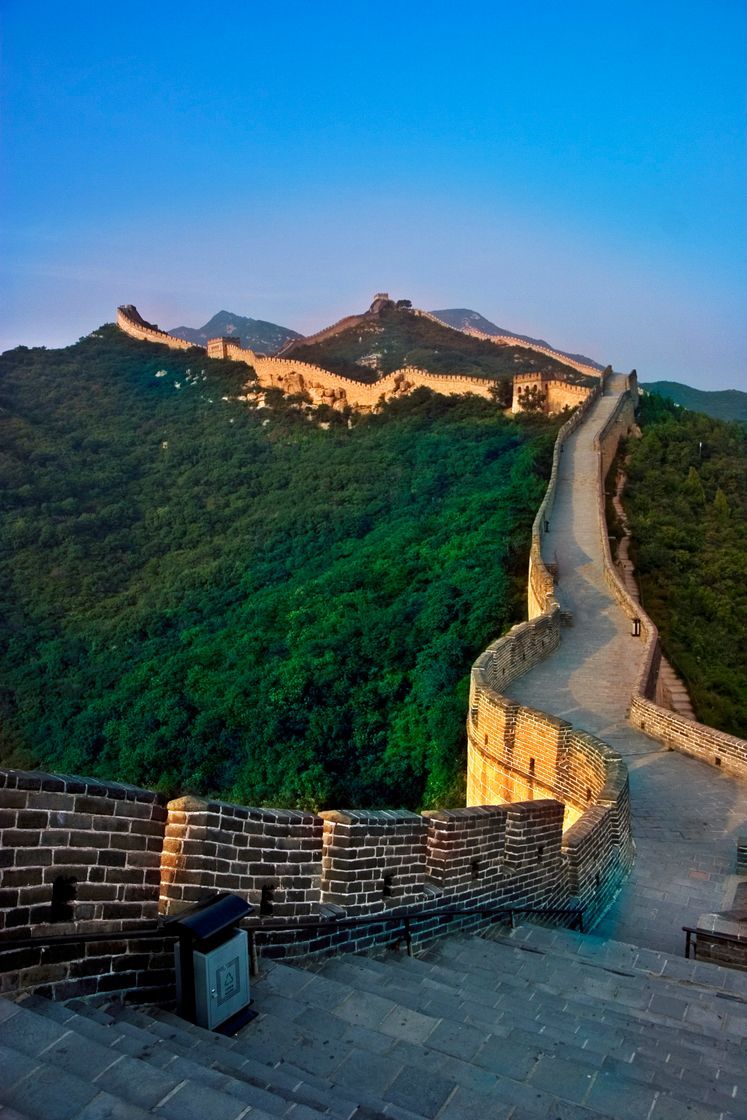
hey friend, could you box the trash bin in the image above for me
[167,891,255,1033]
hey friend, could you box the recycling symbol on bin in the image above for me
[216,957,239,1004]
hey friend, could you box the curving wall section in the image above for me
[413,310,603,380]
[466,371,633,924]
[118,304,498,409]
[216,341,497,409]
[275,313,369,355]
[592,380,747,779]
[116,305,193,351]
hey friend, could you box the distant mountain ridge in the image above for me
[430,309,604,370]
[169,311,301,354]
[643,381,747,424]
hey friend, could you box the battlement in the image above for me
[591,382,747,780]
[207,341,500,412]
[462,324,603,379]
[512,371,595,416]
[1,763,587,1000]
[116,305,193,351]
[117,304,585,415]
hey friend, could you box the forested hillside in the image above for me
[642,382,747,425]
[0,326,558,808]
[430,308,603,369]
[622,394,747,738]
[290,305,588,387]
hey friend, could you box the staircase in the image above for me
[1,923,746,1120]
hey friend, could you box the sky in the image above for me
[1,0,745,390]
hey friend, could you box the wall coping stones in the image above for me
[0,768,166,804]
[319,809,425,826]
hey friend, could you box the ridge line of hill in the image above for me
[274,296,602,381]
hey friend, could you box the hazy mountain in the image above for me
[169,311,301,354]
[431,309,604,370]
[643,381,747,424]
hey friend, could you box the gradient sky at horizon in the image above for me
[1,0,745,391]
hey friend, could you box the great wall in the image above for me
[1,308,745,1013]
[116,303,597,415]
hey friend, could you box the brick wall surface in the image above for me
[511,373,594,416]
[319,810,428,913]
[160,797,323,919]
[0,769,168,999]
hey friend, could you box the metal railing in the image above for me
[0,903,583,978]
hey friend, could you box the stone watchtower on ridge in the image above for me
[369,292,393,315]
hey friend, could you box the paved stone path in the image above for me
[508,375,747,954]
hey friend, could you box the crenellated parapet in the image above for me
[466,366,633,921]
[116,305,193,351]
[119,303,595,414]
[119,304,500,410]
[592,376,747,778]
[512,371,595,416]
[1,766,579,998]
[210,339,501,410]
[460,323,603,379]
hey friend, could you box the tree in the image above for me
[517,384,547,413]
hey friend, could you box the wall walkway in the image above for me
[506,375,747,953]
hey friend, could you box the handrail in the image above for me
[0,924,171,952]
[0,904,584,961]
[683,924,747,960]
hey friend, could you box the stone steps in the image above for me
[293,945,746,1110]
[0,995,281,1120]
[1,923,745,1119]
[302,947,747,1077]
[253,949,743,1119]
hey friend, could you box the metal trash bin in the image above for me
[168,891,255,1033]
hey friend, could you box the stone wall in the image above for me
[512,372,595,416]
[275,313,368,355]
[0,770,172,1001]
[116,306,193,351]
[159,798,323,920]
[528,378,604,617]
[213,343,498,411]
[1,754,624,998]
[467,639,633,922]
[593,378,747,779]
[457,322,603,379]
[120,305,497,411]
[466,368,633,926]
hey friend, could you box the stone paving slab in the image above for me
[507,377,747,954]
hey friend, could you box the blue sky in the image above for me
[2,0,745,390]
